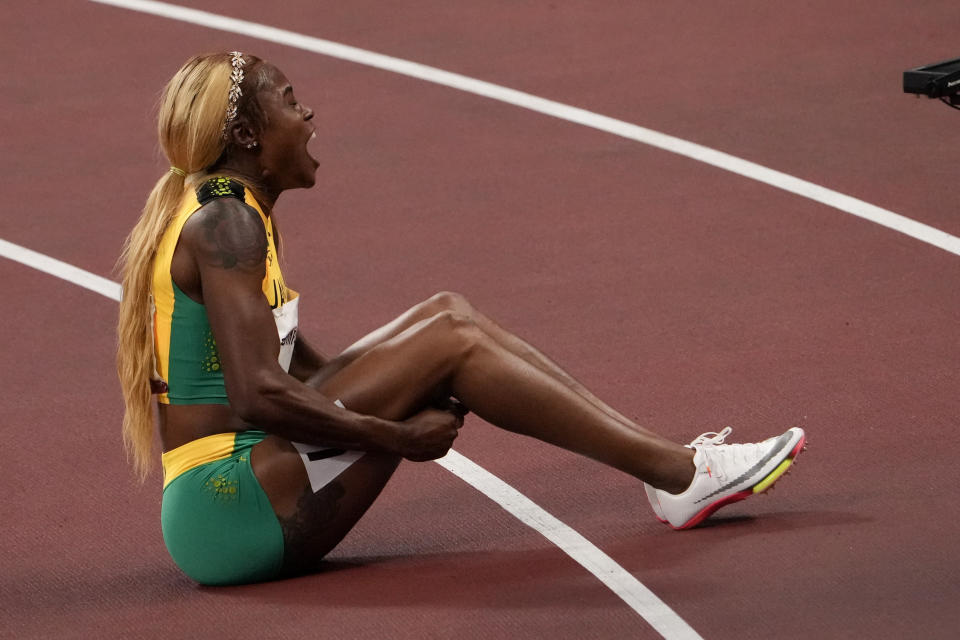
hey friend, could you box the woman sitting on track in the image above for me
[116,52,806,586]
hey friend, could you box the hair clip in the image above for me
[222,51,245,139]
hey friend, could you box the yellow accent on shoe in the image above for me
[752,458,792,493]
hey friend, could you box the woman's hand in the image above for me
[395,408,464,461]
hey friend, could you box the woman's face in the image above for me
[253,63,319,192]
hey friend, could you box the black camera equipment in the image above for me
[903,56,960,110]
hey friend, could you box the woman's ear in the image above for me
[226,120,258,150]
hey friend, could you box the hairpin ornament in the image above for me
[222,51,245,139]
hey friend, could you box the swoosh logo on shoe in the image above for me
[693,432,793,504]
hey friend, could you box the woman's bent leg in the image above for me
[321,311,694,491]
[252,308,694,576]
[249,314,474,575]
[334,291,655,441]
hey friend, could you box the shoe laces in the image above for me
[687,426,733,447]
[688,427,766,479]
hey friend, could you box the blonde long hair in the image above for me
[117,53,263,479]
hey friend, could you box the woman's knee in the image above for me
[424,290,474,318]
[423,309,486,356]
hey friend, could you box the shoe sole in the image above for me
[660,430,807,530]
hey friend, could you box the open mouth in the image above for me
[306,130,319,166]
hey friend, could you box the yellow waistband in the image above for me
[161,432,238,489]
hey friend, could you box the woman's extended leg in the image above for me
[325,291,653,439]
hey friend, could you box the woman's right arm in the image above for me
[179,199,456,460]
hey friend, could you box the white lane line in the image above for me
[0,239,122,301]
[89,0,960,259]
[437,451,702,640]
[0,237,701,639]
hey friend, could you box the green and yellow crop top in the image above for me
[150,177,299,405]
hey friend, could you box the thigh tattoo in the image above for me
[279,479,347,573]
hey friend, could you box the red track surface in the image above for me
[3,2,960,638]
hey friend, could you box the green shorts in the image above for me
[160,430,284,585]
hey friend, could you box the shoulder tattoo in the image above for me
[195,202,269,271]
